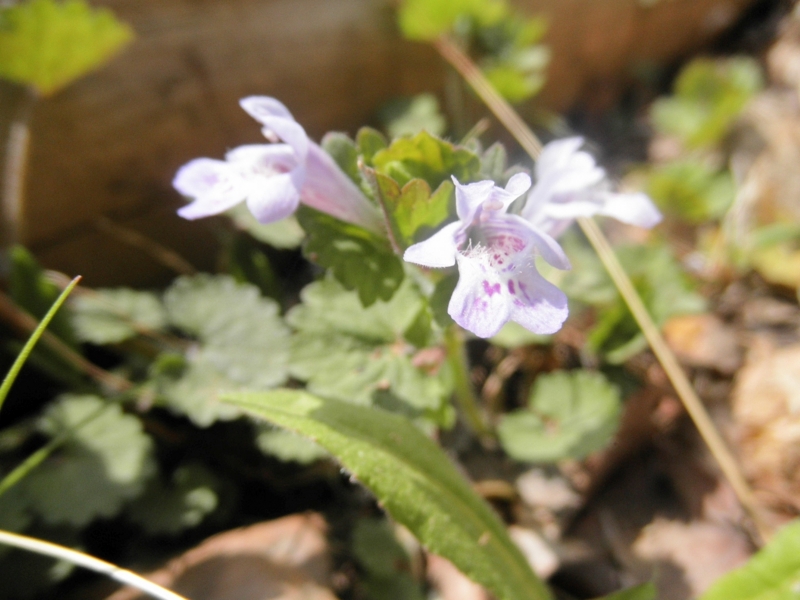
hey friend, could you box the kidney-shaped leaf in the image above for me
[0,0,133,95]
[225,389,552,600]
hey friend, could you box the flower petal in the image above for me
[239,96,309,161]
[302,144,384,233]
[173,158,247,219]
[508,267,568,334]
[403,221,462,268]
[448,252,512,338]
[239,96,295,123]
[501,215,571,270]
[244,171,303,223]
[453,177,495,222]
[597,192,662,229]
[535,137,585,178]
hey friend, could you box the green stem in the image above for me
[0,276,81,413]
[0,401,107,498]
[444,325,492,439]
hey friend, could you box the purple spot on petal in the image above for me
[483,280,502,297]
[508,280,516,295]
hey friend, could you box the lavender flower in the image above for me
[173,96,383,234]
[404,174,570,339]
[522,137,662,238]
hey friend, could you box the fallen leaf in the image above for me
[106,513,336,600]
[663,314,742,374]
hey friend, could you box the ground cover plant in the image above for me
[1,0,799,599]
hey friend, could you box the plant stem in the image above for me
[0,287,133,394]
[0,276,82,412]
[434,34,771,541]
[0,400,108,498]
[444,324,492,439]
[0,530,188,600]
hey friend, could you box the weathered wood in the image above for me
[3,0,757,285]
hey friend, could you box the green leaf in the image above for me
[483,60,545,103]
[352,518,426,600]
[71,288,167,344]
[356,127,388,165]
[480,142,508,181]
[699,520,800,600]
[297,206,405,307]
[372,130,481,189]
[126,463,220,535]
[0,0,134,96]
[373,172,454,250]
[287,277,449,412]
[380,93,447,139]
[645,161,735,223]
[593,583,657,600]
[226,204,304,249]
[651,57,763,149]
[160,275,290,426]
[498,370,622,463]
[491,321,550,349]
[398,0,508,41]
[255,427,329,464]
[560,236,705,363]
[225,389,552,600]
[0,274,80,413]
[321,132,361,186]
[9,246,77,347]
[21,395,154,526]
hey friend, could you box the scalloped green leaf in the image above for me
[224,389,552,600]
[0,0,133,95]
[287,277,448,412]
[498,370,621,463]
[380,93,446,139]
[126,463,220,535]
[159,275,290,426]
[398,0,508,41]
[650,57,763,149]
[71,288,167,344]
[256,427,329,465]
[699,520,800,600]
[372,130,481,189]
[21,395,154,526]
[226,204,304,249]
[372,172,454,250]
[297,207,405,307]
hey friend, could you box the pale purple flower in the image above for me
[522,137,662,238]
[173,96,383,233]
[404,174,570,339]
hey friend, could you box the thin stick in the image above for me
[434,34,770,541]
[0,530,189,600]
[93,216,197,276]
[0,276,82,412]
[444,325,493,440]
[1,87,35,252]
[0,289,133,394]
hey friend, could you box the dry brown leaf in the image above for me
[105,513,336,600]
[633,518,751,600]
[663,314,742,375]
[732,340,800,514]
